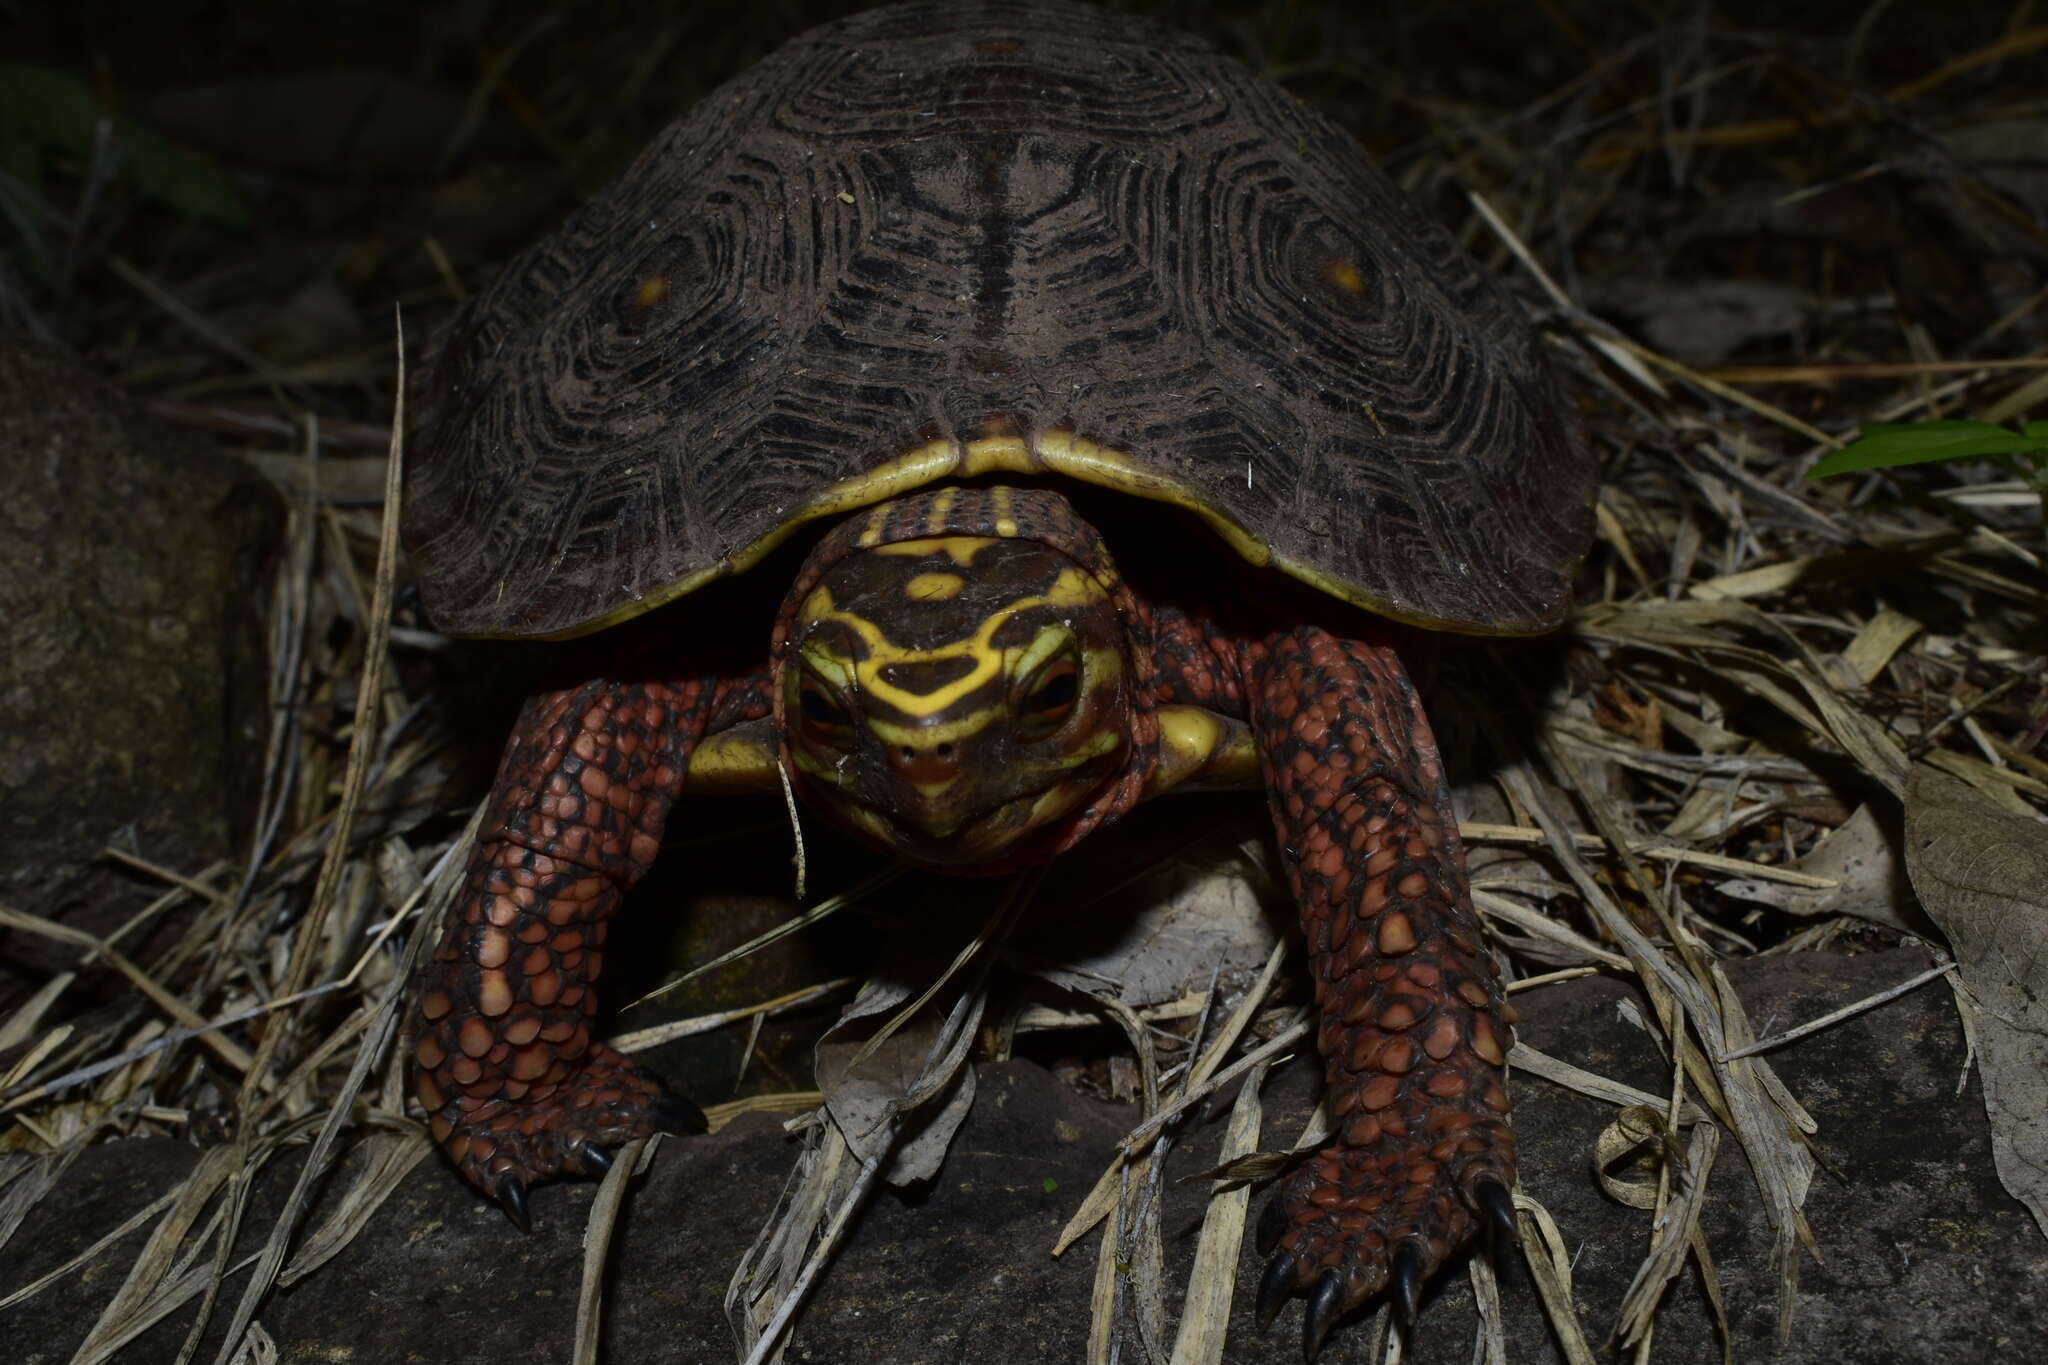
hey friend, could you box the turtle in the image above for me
[404,0,1594,1355]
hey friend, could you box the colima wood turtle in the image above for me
[405,0,1594,1354]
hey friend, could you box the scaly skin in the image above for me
[411,673,768,1217]
[1236,627,1514,1352]
[1146,603,1515,1348]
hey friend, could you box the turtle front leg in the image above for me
[410,675,733,1227]
[1242,627,1515,1356]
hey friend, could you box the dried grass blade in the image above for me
[726,1120,844,1356]
[232,317,408,1104]
[1467,1245,1507,1365]
[277,1130,433,1286]
[573,1137,653,1365]
[203,798,464,1365]
[738,1147,884,1365]
[0,1184,181,1311]
[1185,939,1287,1095]
[612,978,856,1054]
[0,904,252,1076]
[1502,760,1817,1330]
[207,318,419,1363]
[642,865,902,1002]
[1052,1148,1129,1258]
[0,974,75,1054]
[1472,890,1631,967]
[1167,1060,1268,1365]
[65,1144,239,1363]
[1509,1043,1711,1125]
[0,1136,99,1258]
[1087,1154,1142,1365]
[1613,1123,1723,1349]
[1720,958,1956,1060]
[1464,822,1840,888]
[1513,1192,1598,1365]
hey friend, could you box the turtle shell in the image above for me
[406,0,1594,641]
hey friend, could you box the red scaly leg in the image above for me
[1241,626,1514,1356]
[410,675,740,1226]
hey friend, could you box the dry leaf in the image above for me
[1903,767,2048,1237]
[1019,809,1280,1009]
[816,979,979,1185]
[1720,804,1924,932]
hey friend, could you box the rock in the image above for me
[0,342,280,999]
[1,947,2037,1362]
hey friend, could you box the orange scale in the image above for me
[527,970,564,1007]
[1421,1016,1461,1060]
[1359,1074,1401,1110]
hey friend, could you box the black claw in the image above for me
[1476,1176,1518,1249]
[1255,1250,1299,1328]
[649,1091,708,1136]
[1389,1242,1424,1323]
[1302,1268,1346,1362]
[1255,1192,1289,1256]
[495,1174,532,1233]
[573,1139,614,1176]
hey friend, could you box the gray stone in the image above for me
[0,342,279,994]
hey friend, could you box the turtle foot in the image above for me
[1252,1137,1514,1359]
[428,1043,705,1225]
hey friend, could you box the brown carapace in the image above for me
[405,1,1590,1356]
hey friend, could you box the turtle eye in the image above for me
[798,678,853,737]
[1016,656,1079,738]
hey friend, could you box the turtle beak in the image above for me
[879,739,974,843]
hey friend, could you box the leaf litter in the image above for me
[2,6,2046,1364]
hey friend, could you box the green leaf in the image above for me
[1810,420,2048,479]
[0,62,247,231]
[116,121,249,228]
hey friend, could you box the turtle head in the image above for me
[775,531,1134,868]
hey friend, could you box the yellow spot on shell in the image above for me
[1325,261,1364,294]
[906,571,965,601]
[633,275,669,309]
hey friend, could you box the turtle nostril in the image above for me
[935,742,954,759]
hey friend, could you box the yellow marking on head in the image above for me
[856,503,893,548]
[1010,620,1071,681]
[1325,261,1365,294]
[861,642,1117,745]
[921,487,959,535]
[905,571,965,601]
[992,485,1019,538]
[872,536,996,567]
[798,570,1107,722]
[685,721,781,794]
